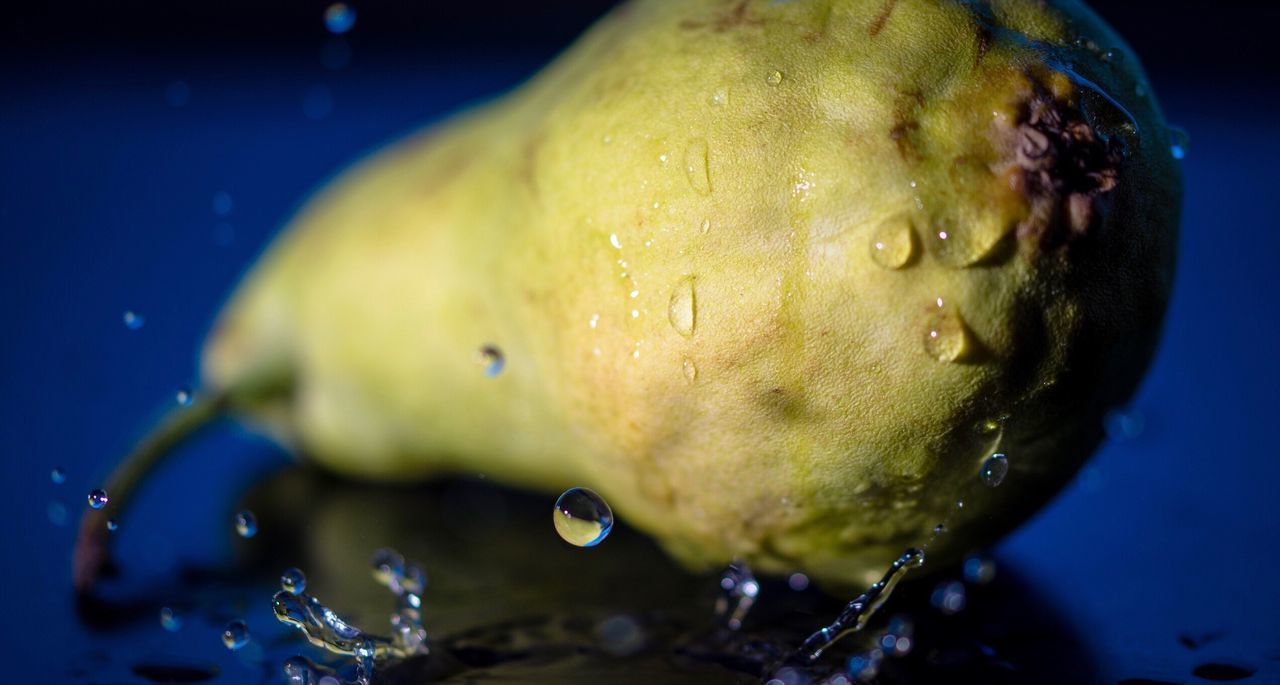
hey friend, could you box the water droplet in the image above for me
[928,214,1011,266]
[123,310,145,330]
[667,276,697,337]
[1169,126,1190,160]
[980,453,1008,487]
[924,300,969,363]
[956,499,965,509]
[788,572,810,591]
[683,138,712,196]
[710,88,728,107]
[553,487,613,547]
[701,218,710,234]
[282,656,313,684]
[766,70,784,86]
[477,345,505,377]
[87,489,109,510]
[221,620,250,650]
[159,607,182,632]
[50,467,66,484]
[962,554,997,584]
[106,518,119,532]
[176,386,193,406]
[609,233,622,249]
[682,357,698,384]
[1104,407,1145,440]
[212,191,233,217]
[281,568,307,595]
[930,581,966,614]
[715,561,759,630]
[1101,48,1124,64]
[323,3,357,34]
[234,510,258,538]
[870,217,916,269]
[933,523,947,535]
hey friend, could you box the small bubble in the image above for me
[323,3,357,34]
[930,581,966,615]
[477,345,505,377]
[164,80,191,107]
[684,138,712,195]
[766,70,784,86]
[1104,407,1145,440]
[51,467,66,484]
[159,607,182,632]
[1169,126,1190,160]
[212,191,233,217]
[87,489,109,510]
[123,311,145,330]
[221,620,250,650]
[980,453,1009,487]
[668,276,697,337]
[281,568,307,595]
[553,487,614,547]
[234,510,258,538]
[962,554,997,584]
[106,518,119,532]
[787,572,810,591]
[870,217,916,269]
[176,386,193,406]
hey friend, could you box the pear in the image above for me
[76,0,1179,591]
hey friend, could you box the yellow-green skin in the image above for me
[204,0,1179,587]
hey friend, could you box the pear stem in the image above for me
[73,392,228,592]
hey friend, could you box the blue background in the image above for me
[2,1,1277,683]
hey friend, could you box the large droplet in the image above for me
[1169,126,1190,160]
[221,620,250,650]
[683,138,712,196]
[51,467,66,484]
[870,217,916,269]
[980,453,1008,487]
[924,299,969,363]
[928,214,1012,267]
[553,487,614,547]
[87,489,109,510]
[234,510,258,538]
[668,276,697,337]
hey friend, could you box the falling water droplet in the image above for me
[234,510,258,538]
[682,357,698,384]
[282,568,307,595]
[176,386,193,406]
[477,345,505,377]
[106,518,119,532]
[667,276,697,337]
[924,299,969,363]
[123,311,145,330]
[553,487,614,547]
[1169,126,1190,160]
[51,467,66,484]
[683,138,712,196]
[323,3,356,34]
[930,581,966,614]
[962,555,997,584]
[221,620,250,650]
[766,70,784,86]
[870,217,916,269]
[159,607,182,632]
[87,489,109,509]
[980,453,1008,487]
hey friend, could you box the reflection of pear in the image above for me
[77,0,1179,591]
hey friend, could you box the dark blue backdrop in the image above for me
[2,2,1277,683]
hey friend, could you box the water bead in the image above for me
[159,607,182,632]
[106,518,119,532]
[477,345,505,377]
[980,453,1009,487]
[123,310,145,330]
[221,620,250,650]
[553,487,613,547]
[281,567,307,595]
[51,467,66,484]
[234,510,258,538]
[323,3,357,34]
[1169,126,1190,160]
[87,489,109,509]
[176,386,193,406]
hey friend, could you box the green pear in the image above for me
[76,0,1179,591]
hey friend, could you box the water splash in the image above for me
[793,548,925,662]
[714,560,760,631]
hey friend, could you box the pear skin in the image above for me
[79,0,1179,591]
